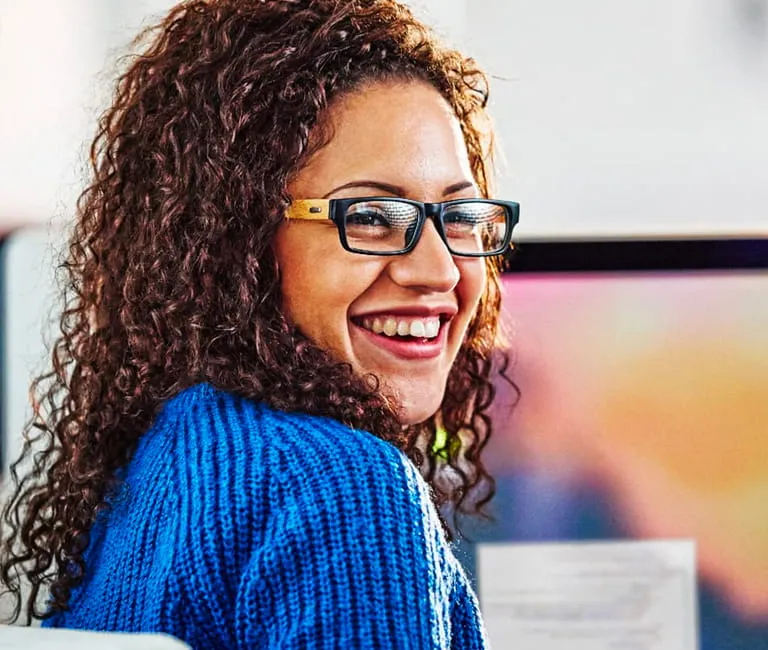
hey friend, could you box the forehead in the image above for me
[290,81,475,198]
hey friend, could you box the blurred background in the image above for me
[1,1,767,648]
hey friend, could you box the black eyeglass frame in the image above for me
[285,197,520,257]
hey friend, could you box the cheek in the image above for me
[274,226,380,342]
[274,227,329,326]
[457,259,487,314]
[281,262,378,361]
[279,257,346,332]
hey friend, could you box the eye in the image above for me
[445,204,505,230]
[443,210,480,238]
[442,202,510,254]
[345,204,390,227]
[342,200,420,252]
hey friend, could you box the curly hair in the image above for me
[1,0,513,623]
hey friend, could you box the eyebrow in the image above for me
[322,180,476,199]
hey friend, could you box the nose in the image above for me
[387,219,460,293]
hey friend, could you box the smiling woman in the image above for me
[0,1,517,647]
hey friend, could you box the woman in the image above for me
[1,0,519,647]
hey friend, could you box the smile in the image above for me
[350,311,452,361]
[360,315,441,339]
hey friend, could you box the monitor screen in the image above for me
[470,256,768,649]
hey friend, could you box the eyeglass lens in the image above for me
[343,200,509,255]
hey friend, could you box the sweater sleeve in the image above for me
[172,387,488,649]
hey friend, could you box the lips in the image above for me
[349,307,455,360]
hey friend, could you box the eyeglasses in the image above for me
[285,197,519,257]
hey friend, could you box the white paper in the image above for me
[0,627,190,649]
[477,539,698,650]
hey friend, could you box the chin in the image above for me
[367,370,449,426]
[394,393,443,426]
[399,412,434,426]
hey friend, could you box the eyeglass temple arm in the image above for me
[285,199,331,221]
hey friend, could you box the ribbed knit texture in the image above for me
[43,384,489,649]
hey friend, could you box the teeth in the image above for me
[360,315,442,339]
[383,317,398,336]
[410,320,426,337]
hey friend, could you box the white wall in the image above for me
[0,1,104,229]
[470,0,768,237]
[2,0,766,237]
[0,0,176,231]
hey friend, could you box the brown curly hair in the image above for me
[1,0,512,624]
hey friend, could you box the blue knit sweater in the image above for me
[44,384,489,649]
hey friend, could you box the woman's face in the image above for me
[275,81,487,425]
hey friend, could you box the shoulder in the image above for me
[141,384,427,523]
[137,390,469,648]
[153,382,438,561]
[155,382,412,480]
